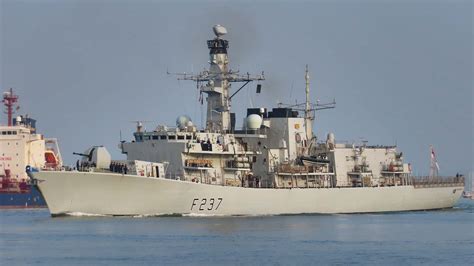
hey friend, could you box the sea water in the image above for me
[1,199,473,265]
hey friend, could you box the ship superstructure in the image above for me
[0,89,62,207]
[31,25,464,216]
[122,25,327,188]
[121,25,413,190]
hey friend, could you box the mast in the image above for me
[429,145,439,177]
[2,88,19,126]
[175,25,264,133]
[204,26,231,132]
[304,65,312,141]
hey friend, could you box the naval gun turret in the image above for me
[74,146,111,170]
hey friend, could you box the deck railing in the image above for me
[411,176,464,188]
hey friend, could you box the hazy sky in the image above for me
[1,0,472,175]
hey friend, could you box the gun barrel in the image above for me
[73,152,88,157]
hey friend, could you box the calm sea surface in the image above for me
[1,200,473,265]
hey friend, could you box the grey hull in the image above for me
[34,171,463,216]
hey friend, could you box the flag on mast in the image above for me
[431,147,440,170]
[430,145,440,177]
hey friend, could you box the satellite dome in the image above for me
[213,25,227,37]
[176,115,191,130]
[246,114,263,130]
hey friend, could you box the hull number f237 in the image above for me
[191,198,223,211]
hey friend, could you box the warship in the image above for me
[30,25,464,216]
[0,88,62,208]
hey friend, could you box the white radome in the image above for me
[246,114,263,130]
[213,25,227,37]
